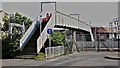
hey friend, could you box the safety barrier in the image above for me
[56,11,90,32]
[45,46,64,59]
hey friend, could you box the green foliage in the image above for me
[2,12,32,58]
[2,15,9,23]
[2,23,9,31]
[2,35,11,58]
[33,53,45,61]
[13,13,32,30]
[24,18,32,31]
[51,32,65,46]
[2,34,20,58]
[2,28,21,58]
[2,15,9,31]
[2,12,32,31]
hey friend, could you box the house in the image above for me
[91,26,118,41]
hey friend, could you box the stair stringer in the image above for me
[37,12,55,53]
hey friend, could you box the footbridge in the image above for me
[20,2,94,54]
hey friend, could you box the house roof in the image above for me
[0,10,3,13]
[0,10,9,15]
[91,27,117,33]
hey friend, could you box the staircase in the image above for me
[37,13,55,53]
[20,24,40,55]
[20,12,55,54]
[20,20,40,51]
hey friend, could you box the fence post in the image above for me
[82,34,85,51]
[73,31,77,52]
[98,34,100,52]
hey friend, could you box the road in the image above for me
[2,52,119,66]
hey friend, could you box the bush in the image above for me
[50,32,65,46]
[33,53,45,61]
[2,35,20,58]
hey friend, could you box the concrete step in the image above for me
[15,55,36,59]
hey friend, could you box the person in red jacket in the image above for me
[42,13,52,23]
[42,13,49,23]
[41,13,52,31]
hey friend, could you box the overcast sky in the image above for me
[2,2,118,27]
[0,0,2,10]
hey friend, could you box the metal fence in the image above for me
[76,41,118,51]
[65,33,119,52]
[45,33,119,59]
[45,46,64,59]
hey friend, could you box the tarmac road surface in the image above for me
[2,52,119,67]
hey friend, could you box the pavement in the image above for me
[2,51,120,66]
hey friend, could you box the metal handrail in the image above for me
[20,21,36,43]
[20,11,42,50]
[56,11,89,26]
[37,15,54,53]
[10,23,23,27]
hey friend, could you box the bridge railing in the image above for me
[20,21,37,51]
[37,13,55,53]
[56,11,90,32]
[20,11,42,51]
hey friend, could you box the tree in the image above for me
[2,12,33,58]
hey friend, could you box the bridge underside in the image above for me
[55,25,90,32]
[54,25,92,41]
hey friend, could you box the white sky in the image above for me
[2,2,118,27]
[0,0,2,10]
[1,0,119,2]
